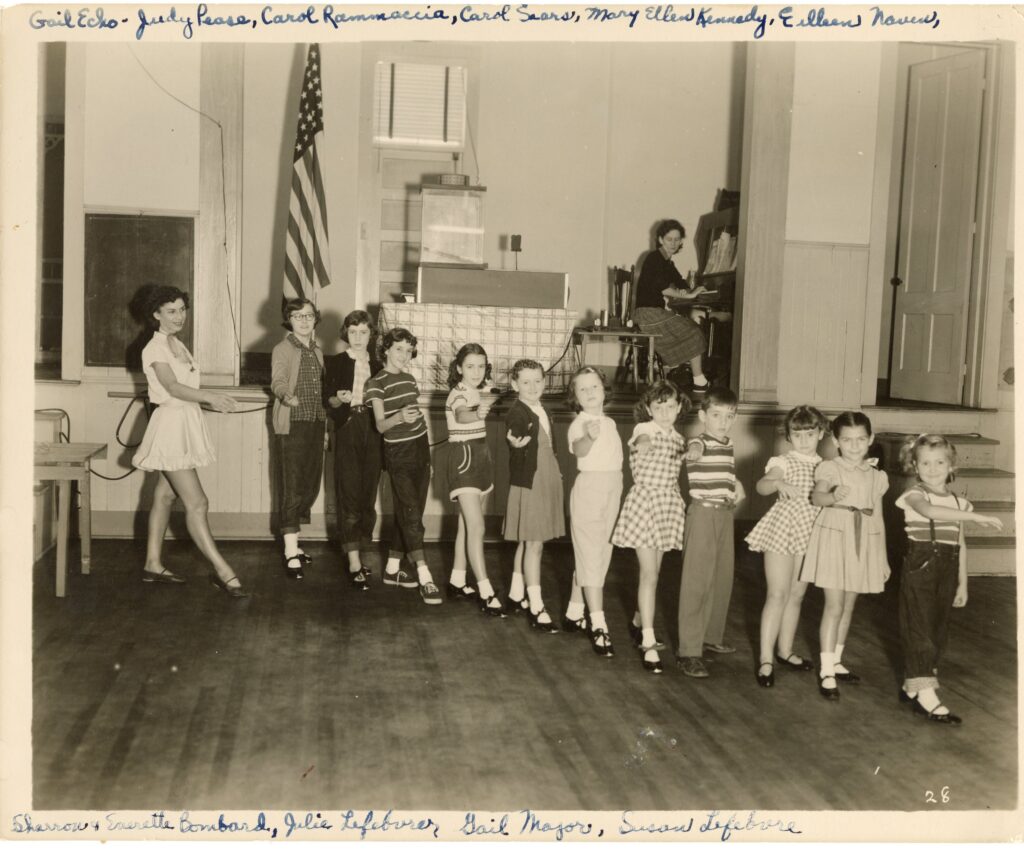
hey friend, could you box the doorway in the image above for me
[883,46,992,407]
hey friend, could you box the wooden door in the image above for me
[890,51,985,404]
[369,150,451,306]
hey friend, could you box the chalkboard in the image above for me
[84,213,194,368]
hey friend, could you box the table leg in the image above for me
[647,339,656,385]
[80,469,92,574]
[56,480,70,598]
[631,342,639,390]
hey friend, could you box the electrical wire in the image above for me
[127,46,243,361]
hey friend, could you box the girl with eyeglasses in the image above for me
[271,297,326,579]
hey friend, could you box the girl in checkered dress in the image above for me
[611,381,691,674]
[746,405,827,688]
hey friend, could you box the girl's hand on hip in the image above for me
[507,433,532,449]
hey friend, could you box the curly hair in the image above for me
[784,405,829,439]
[510,359,544,382]
[447,343,492,389]
[634,379,690,423]
[145,286,190,327]
[381,327,418,358]
[899,433,958,478]
[565,365,610,412]
[656,219,686,241]
[280,297,321,331]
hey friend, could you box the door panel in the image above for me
[890,50,985,403]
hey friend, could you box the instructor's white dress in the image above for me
[133,331,215,471]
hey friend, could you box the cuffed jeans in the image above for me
[278,420,325,535]
[899,539,959,692]
[384,434,430,563]
[334,408,383,553]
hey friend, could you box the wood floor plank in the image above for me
[31,539,1017,811]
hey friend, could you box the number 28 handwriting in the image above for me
[925,786,950,804]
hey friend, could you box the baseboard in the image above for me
[93,511,513,543]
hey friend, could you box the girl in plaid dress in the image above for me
[746,405,827,688]
[611,381,691,674]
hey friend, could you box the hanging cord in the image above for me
[127,47,242,362]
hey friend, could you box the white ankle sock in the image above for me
[527,585,544,614]
[590,611,608,632]
[693,373,709,387]
[417,564,433,586]
[510,572,525,600]
[835,643,845,664]
[385,557,401,575]
[820,651,836,677]
[450,568,467,588]
[284,533,300,558]
[566,600,585,621]
[477,578,493,599]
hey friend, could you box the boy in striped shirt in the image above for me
[677,387,745,678]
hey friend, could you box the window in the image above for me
[373,61,467,149]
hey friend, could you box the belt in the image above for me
[349,404,369,413]
[690,498,734,511]
[831,505,874,557]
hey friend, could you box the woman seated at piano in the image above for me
[633,219,708,392]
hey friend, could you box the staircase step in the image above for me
[968,501,1017,537]
[866,408,984,435]
[874,432,998,470]
[888,468,1015,502]
[965,537,1018,576]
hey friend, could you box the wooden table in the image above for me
[33,442,107,597]
[575,327,658,389]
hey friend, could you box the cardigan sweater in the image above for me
[322,349,383,430]
[505,398,556,489]
[270,334,325,436]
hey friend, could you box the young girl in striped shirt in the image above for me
[895,434,1002,724]
[443,343,504,616]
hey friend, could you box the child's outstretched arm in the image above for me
[902,492,1004,529]
[954,524,968,607]
[755,465,801,499]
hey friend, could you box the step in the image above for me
[964,537,1018,576]
[866,407,984,435]
[888,468,1016,502]
[968,501,1017,537]
[874,432,998,470]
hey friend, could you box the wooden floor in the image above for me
[32,539,1017,812]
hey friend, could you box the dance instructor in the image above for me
[133,286,248,598]
[633,219,708,391]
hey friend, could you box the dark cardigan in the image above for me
[322,349,383,430]
[505,399,556,489]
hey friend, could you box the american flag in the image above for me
[283,44,332,301]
